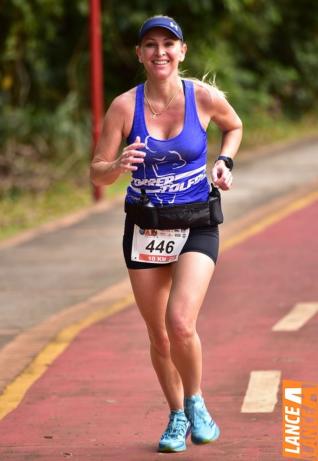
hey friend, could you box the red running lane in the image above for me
[0,200,317,460]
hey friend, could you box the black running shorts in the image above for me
[122,215,219,270]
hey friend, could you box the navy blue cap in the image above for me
[139,17,183,42]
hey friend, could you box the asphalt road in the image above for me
[0,137,318,352]
[0,164,317,460]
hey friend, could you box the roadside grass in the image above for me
[240,111,318,150]
[0,113,317,242]
[0,174,130,241]
[208,111,318,152]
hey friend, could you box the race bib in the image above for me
[131,226,190,264]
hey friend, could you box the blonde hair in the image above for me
[180,71,227,99]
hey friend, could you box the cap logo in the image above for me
[169,21,178,31]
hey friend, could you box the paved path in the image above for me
[0,137,317,460]
[1,138,318,348]
[0,181,317,460]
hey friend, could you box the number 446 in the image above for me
[145,240,175,254]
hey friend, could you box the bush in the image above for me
[0,93,90,196]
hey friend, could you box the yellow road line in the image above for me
[222,190,318,252]
[0,189,317,421]
[0,295,134,420]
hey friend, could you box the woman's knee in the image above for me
[166,309,196,345]
[147,328,171,358]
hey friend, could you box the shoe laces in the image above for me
[162,412,188,439]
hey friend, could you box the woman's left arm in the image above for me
[207,87,243,190]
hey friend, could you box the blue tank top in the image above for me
[126,79,209,206]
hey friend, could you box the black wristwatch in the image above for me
[216,155,234,171]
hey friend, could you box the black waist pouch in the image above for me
[125,201,159,229]
[125,185,223,230]
[208,185,224,226]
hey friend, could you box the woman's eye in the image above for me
[143,41,175,48]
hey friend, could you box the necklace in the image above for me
[144,81,181,119]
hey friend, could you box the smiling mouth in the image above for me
[153,60,169,65]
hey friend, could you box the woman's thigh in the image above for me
[167,252,215,329]
[128,265,172,333]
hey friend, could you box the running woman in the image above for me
[90,15,242,453]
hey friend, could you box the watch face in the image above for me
[218,156,233,170]
[225,158,233,170]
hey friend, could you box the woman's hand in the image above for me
[212,160,233,191]
[117,136,146,173]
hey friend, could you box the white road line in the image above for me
[241,370,281,413]
[272,303,318,331]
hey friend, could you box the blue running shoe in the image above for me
[184,394,220,445]
[158,409,191,453]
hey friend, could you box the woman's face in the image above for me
[136,28,187,80]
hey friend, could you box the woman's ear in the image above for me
[179,42,187,63]
[136,45,143,63]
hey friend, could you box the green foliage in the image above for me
[2,0,318,112]
[0,93,90,196]
[1,0,318,200]
[0,179,92,240]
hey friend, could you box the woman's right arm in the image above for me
[90,94,145,186]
